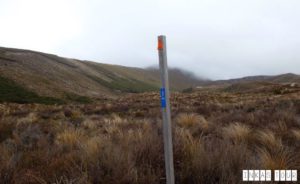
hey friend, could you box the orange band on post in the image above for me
[158,38,163,50]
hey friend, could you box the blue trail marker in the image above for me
[160,88,166,108]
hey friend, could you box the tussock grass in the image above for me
[255,129,282,151]
[0,89,300,183]
[177,128,202,156]
[81,136,102,163]
[176,127,254,184]
[258,147,299,170]
[222,122,253,144]
[82,118,99,129]
[16,112,38,126]
[291,129,300,140]
[176,113,210,136]
[177,113,203,127]
[56,128,85,150]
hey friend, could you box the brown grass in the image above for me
[255,129,283,151]
[222,122,253,144]
[56,128,85,150]
[258,147,299,170]
[176,113,210,136]
[0,89,300,183]
[291,129,300,140]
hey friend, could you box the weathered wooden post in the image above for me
[157,35,175,184]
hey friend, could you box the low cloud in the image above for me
[1,0,300,79]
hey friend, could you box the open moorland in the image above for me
[1,84,300,184]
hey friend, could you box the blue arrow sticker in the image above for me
[160,88,166,108]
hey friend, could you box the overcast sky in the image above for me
[0,0,300,79]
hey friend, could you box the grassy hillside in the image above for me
[146,67,210,90]
[1,46,299,105]
[0,47,205,101]
[222,81,275,93]
[82,62,159,93]
[213,73,300,86]
[0,76,63,104]
[0,75,94,104]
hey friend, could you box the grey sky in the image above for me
[0,0,300,79]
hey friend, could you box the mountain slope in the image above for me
[212,73,300,86]
[1,46,299,104]
[0,47,205,101]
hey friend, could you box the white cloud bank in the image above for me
[1,0,300,79]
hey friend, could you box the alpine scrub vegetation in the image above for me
[0,87,300,183]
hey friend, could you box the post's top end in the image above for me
[157,36,166,50]
[157,39,163,50]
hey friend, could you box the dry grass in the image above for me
[222,123,253,144]
[56,128,85,150]
[177,113,206,127]
[81,136,102,162]
[176,113,210,136]
[82,118,99,129]
[291,129,300,140]
[255,129,283,151]
[0,89,300,183]
[258,147,299,170]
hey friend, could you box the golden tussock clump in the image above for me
[82,118,99,130]
[56,128,85,149]
[104,113,125,125]
[16,112,38,127]
[222,122,253,144]
[81,136,103,162]
[291,129,300,140]
[258,147,297,170]
[255,129,282,151]
[176,113,210,131]
[177,128,203,157]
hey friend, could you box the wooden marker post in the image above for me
[157,35,175,184]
